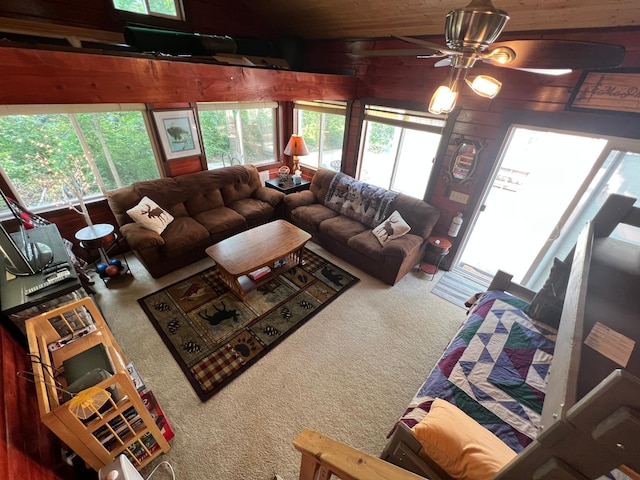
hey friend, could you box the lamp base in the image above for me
[292,156,300,173]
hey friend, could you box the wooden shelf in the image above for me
[25,297,171,471]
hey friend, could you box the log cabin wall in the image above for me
[0,45,357,250]
[303,28,640,268]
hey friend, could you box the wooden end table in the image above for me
[205,220,312,300]
[265,177,311,194]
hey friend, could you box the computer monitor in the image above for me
[0,190,52,275]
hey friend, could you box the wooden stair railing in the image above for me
[293,429,426,480]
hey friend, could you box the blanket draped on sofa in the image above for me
[324,172,398,228]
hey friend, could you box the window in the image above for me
[358,105,445,199]
[293,101,347,171]
[112,0,183,19]
[0,105,160,212]
[197,102,278,169]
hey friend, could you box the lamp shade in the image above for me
[428,85,458,114]
[284,135,309,157]
[465,75,502,98]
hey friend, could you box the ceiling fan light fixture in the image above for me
[445,0,510,51]
[465,75,502,98]
[486,46,516,65]
[429,85,458,114]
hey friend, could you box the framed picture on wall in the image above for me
[152,108,202,160]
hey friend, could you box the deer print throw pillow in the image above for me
[126,196,174,235]
[372,210,411,246]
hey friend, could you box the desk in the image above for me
[0,224,85,337]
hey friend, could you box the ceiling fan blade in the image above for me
[351,48,444,57]
[434,58,452,68]
[484,39,625,70]
[393,35,458,56]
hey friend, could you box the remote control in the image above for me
[25,269,72,296]
[47,324,97,351]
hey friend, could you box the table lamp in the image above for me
[284,134,309,173]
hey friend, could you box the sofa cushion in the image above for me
[380,233,424,258]
[290,204,339,231]
[227,198,274,222]
[346,231,385,262]
[126,196,174,234]
[411,398,517,480]
[318,216,369,244]
[372,210,411,246]
[185,189,225,215]
[160,217,211,254]
[192,207,246,234]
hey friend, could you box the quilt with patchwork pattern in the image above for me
[394,290,557,452]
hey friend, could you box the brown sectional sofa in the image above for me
[106,165,284,278]
[284,168,440,285]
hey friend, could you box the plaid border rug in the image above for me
[138,247,359,401]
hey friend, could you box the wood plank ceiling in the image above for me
[242,0,640,40]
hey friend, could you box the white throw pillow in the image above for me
[126,196,174,234]
[372,210,411,246]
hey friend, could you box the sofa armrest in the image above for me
[253,185,285,207]
[283,190,317,209]
[120,223,165,249]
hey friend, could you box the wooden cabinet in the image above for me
[25,297,171,471]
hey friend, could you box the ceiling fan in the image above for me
[357,0,625,114]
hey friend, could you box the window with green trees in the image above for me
[293,101,346,171]
[0,105,160,212]
[358,105,445,200]
[197,102,277,169]
[112,0,182,19]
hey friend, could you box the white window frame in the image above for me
[197,101,279,168]
[293,100,347,170]
[112,0,184,20]
[358,104,445,195]
[0,103,161,214]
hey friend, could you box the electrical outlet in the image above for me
[449,190,469,204]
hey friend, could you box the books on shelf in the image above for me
[248,266,271,280]
[126,362,146,393]
[140,390,175,442]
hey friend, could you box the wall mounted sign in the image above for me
[567,69,640,116]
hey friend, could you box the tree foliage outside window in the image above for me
[295,104,346,171]
[112,0,180,18]
[0,111,160,210]
[198,106,276,169]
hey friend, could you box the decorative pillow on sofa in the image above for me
[525,257,571,328]
[411,398,517,480]
[126,196,174,235]
[372,210,411,246]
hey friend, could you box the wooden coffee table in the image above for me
[205,220,312,300]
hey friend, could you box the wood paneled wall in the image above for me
[304,27,640,268]
[0,326,79,480]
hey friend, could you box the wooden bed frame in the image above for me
[294,194,640,480]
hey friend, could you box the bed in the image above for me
[381,193,640,480]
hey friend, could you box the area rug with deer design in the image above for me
[138,247,359,401]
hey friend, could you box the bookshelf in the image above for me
[25,297,171,471]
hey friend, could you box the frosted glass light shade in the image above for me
[428,85,458,114]
[465,75,502,98]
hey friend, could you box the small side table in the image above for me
[75,224,131,284]
[265,177,311,194]
[419,236,452,280]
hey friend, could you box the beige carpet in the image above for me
[93,242,463,480]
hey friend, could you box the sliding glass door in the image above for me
[456,126,640,289]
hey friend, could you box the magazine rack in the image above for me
[25,297,171,471]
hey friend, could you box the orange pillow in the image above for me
[411,398,517,480]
